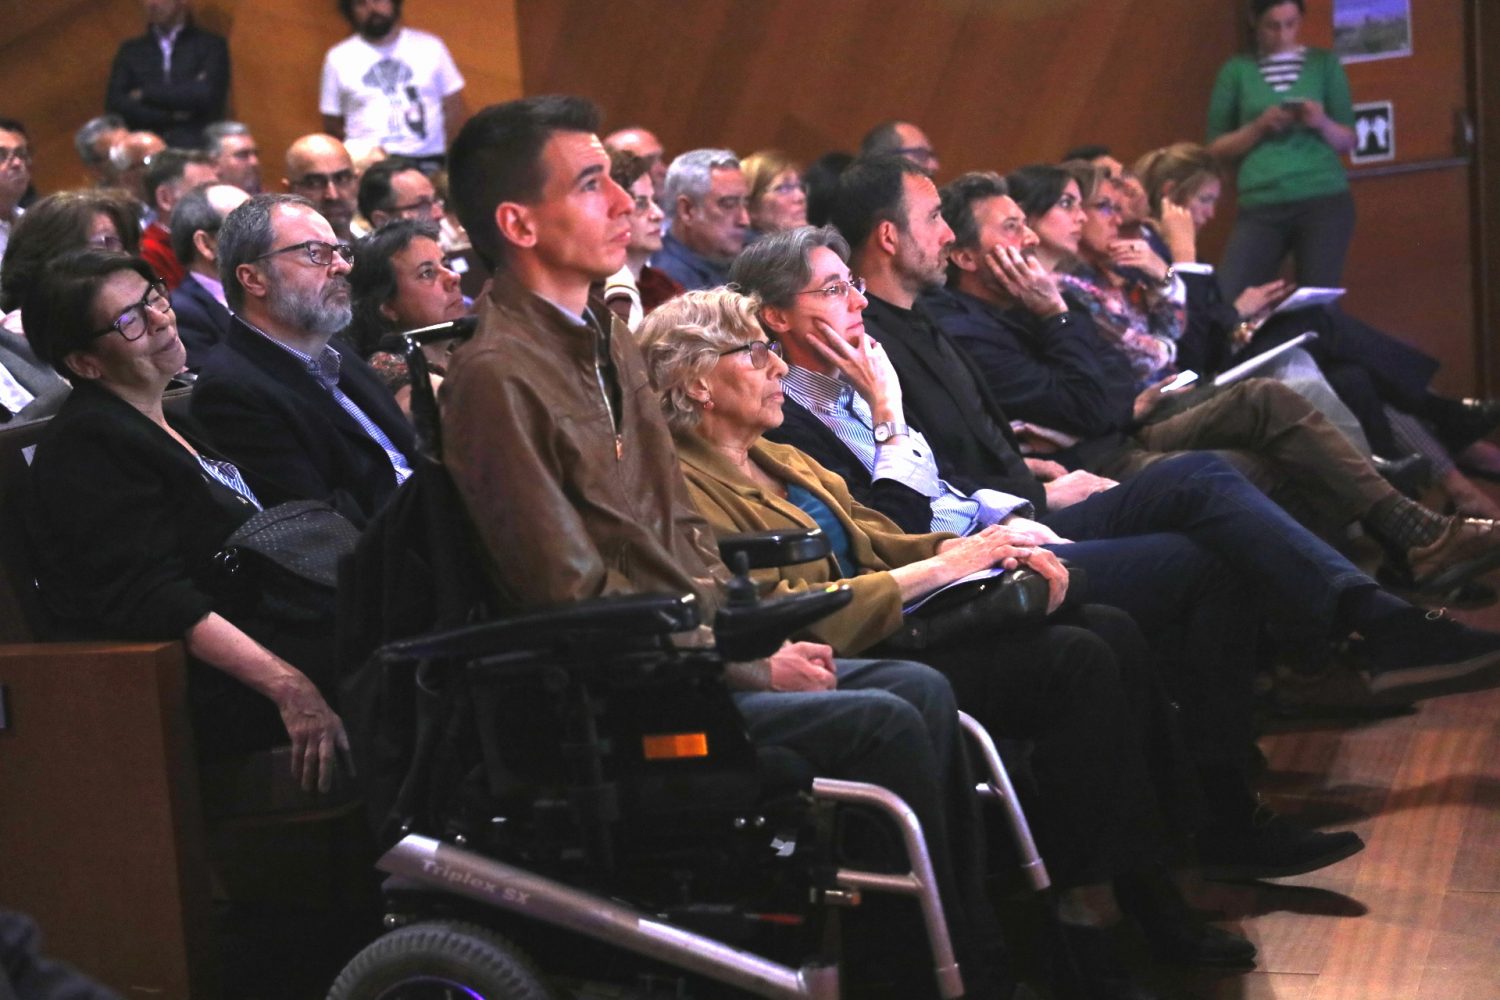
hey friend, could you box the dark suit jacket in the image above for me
[105,20,229,148]
[926,287,1137,440]
[170,274,232,370]
[190,318,417,527]
[925,287,1147,471]
[862,293,1048,511]
[764,398,938,536]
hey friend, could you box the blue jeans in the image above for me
[734,658,998,997]
[1045,451,1375,629]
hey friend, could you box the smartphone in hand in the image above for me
[1161,370,1200,393]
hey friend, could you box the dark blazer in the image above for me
[926,287,1137,440]
[27,381,256,642]
[170,274,232,370]
[104,20,229,148]
[862,293,1048,511]
[191,318,417,527]
[764,397,937,536]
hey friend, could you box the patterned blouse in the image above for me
[1057,261,1185,390]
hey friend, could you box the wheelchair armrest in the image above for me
[713,583,853,662]
[718,529,829,569]
[376,592,702,663]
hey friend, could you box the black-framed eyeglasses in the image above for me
[0,146,31,166]
[391,196,442,218]
[290,169,356,191]
[794,276,866,301]
[718,340,783,369]
[88,280,171,342]
[252,240,354,267]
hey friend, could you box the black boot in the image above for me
[1115,864,1256,967]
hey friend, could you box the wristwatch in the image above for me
[873,420,909,443]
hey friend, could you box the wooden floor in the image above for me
[1168,599,1500,1000]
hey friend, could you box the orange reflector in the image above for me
[642,732,710,760]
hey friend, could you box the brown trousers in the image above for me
[1093,378,1393,534]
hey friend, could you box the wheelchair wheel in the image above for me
[328,919,561,1000]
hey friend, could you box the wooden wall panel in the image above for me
[518,0,1482,395]
[0,0,522,195]
[517,0,1234,183]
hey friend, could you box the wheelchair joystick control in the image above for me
[725,551,758,608]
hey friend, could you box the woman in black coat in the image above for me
[22,249,346,791]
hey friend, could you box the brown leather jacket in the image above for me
[440,272,727,619]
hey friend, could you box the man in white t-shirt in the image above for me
[319,0,468,164]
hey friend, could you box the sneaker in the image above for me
[1354,607,1500,695]
[1405,517,1500,593]
[1197,805,1364,881]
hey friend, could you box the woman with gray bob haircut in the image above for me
[728,224,850,309]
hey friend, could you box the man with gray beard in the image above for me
[191,192,416,526]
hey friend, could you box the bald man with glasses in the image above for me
[190,192,417,526]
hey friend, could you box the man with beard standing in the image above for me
[191,193,416,527]
[319,0,469,171]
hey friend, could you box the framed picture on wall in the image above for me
[1333,0,1414,63]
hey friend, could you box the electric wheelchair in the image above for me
[325,322,1049,1000]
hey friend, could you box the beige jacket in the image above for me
[675,430,952,654]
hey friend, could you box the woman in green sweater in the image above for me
[1207,0,1357,301]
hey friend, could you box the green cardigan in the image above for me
[674,429,952,655]
[1206,47,1353,208]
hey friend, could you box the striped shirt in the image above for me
[1258,48,1306,93]
[780,365,1030,536]
[243,323,414,486]
[195,453,262,510]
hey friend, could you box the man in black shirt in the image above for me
[105,0,229,149]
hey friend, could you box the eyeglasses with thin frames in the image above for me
[252,240,354,267]
[0,146,31,167]
[794,276,866,302]
[391,196,442,218]
[718,340,783,370]
[87,281,172,342]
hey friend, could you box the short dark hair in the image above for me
[729,225,849,311]
[143,148,214,212]
[939,172,1009,251]
[217,193,317,310]
[859,120,906,157]
[1252,0,1303,18]
[803,151,853,228]
[447,95,601,271]
[169,184,221,266]
[357,155,423,220]
[829,154,926,252]
[347,218,442,356]
[1062,144,1111,163]
[22,249,159,381]
[939,172,1009,286]
[338,0,403,25]
[1005,164,1073,221]
[0,190,140,313]
[0,117,28,139]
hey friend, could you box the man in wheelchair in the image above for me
[333,94,1016,999]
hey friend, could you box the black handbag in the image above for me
[213,500,361,623]
[883,563,1087,652]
